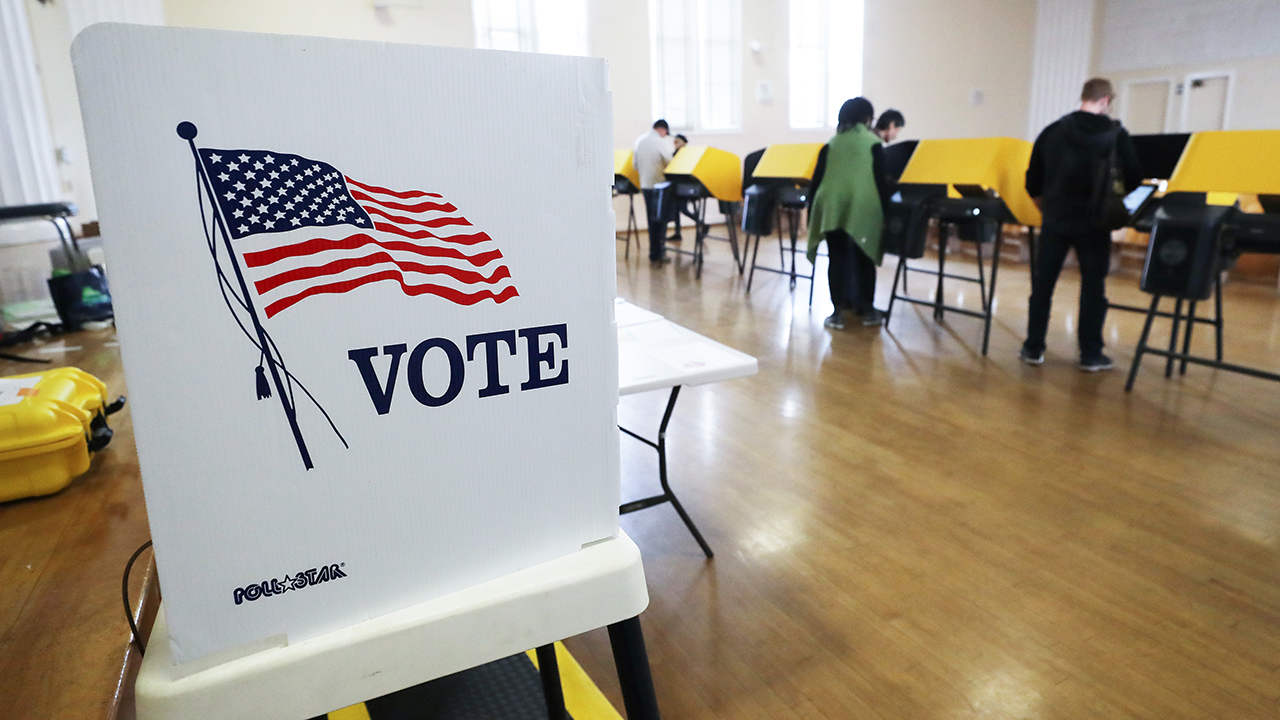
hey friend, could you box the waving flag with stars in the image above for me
[198,148,519,319]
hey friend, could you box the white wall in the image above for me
[1098,0,1280,73]
[36,0,1040,232]
[162,0,475,46]
[1097,0,1280,131]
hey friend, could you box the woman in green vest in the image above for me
[807,97,892,329]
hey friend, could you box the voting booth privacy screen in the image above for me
[73,25,619,665]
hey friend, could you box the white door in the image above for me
[1123,80,1171,134]
[1182,74,1231,132]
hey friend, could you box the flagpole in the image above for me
[178,122,314,470]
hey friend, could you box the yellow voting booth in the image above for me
[898,137,1040,227]
[888,136,1039,355]
[658,145,743,277]
[1125,129,1280,392]
[663,145,742,203]
[751,143,824,181]
[614,149,640,190]
[742,143,826,305]
[614,149,641,259]
[1167,130,1280,196]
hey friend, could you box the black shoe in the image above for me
[823,312,845,330]
[860,309,885,326]
[1019,347,1045,365]
[666,234,684,243]
[1079,354,1114,372]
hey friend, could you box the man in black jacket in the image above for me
[1022,78,1143,371]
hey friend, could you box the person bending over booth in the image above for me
[634,119,676,263]
[874,109,905,143]
[808,98,892,329]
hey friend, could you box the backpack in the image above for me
[1088,123,1130,231]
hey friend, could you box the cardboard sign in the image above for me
[73,24,619,665]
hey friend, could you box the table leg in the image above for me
[608,617,662,720]
[536,644,566,720]
[618,386,714,558]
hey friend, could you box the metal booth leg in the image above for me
[535,644,566,720]
[886,253,906,321]
[782,214,796,290]
[1180,300,1198,375]
[726,207,743,274]
[1126,294,1162,392]
[618,386,714,558]
[1165,298,1184,378]
[934,223,948,321]
[975,233,988,311]
[608,617,662,720]
[698,197,709,278]
[1214,275,1224,362]
[981,231,1003,356]
[746,232,762,292]
[626,194,638,260]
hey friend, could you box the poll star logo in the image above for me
[178,122,523,470]
[233,563,348,606]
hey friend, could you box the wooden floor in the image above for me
[0,328,155,720]
[568,235,1280,719]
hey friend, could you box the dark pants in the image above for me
[826,230,877,314]
[642,189,667,261]
[1024,227,1112,358]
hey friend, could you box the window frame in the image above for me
[648,0,743,132]
[472,0,589,57]
[788,0,864,130]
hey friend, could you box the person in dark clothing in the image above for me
[874,109,905,143]
[807,97,894,328]
[1022,78,1143,371]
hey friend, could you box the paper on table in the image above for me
[623,321,682,344]
[618,347,668,386]
[614,299,663,328]
[647,342,747,371]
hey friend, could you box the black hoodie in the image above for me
[1026,111,1144,233]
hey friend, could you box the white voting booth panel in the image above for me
[73,21,634,693]
[138,533,647,720]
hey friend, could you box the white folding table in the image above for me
[615,299,759,558]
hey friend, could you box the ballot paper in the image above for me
[614,298,663,328]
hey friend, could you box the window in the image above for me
[789,0,863,129]
[648,0,742,131]
[472,0,588,56]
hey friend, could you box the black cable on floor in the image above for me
[122,540,153,657]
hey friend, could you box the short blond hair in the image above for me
[1081,78,1115,102]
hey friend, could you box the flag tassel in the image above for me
[256,365,272,400]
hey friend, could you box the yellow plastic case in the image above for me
[0,367,119,503]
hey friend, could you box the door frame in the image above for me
[1179,70,1235,132]
[1120,76,1176,134]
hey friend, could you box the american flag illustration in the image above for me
[198,148,519,318]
